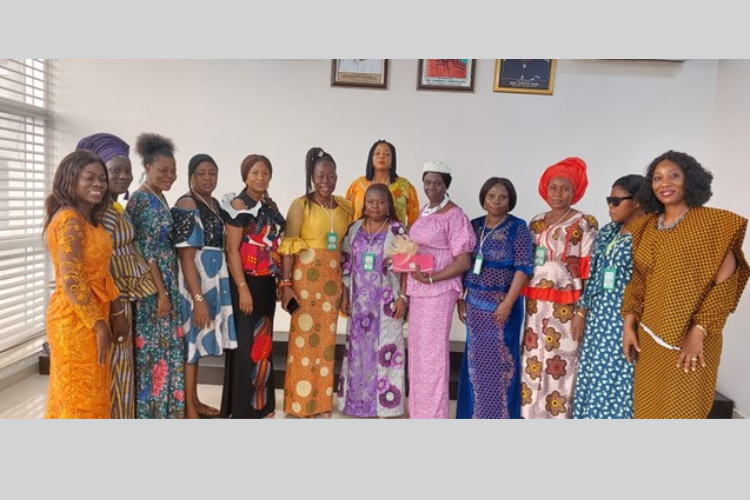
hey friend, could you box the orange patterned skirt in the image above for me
[283,248,342,417]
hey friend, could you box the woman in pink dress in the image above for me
[407,161,476,418]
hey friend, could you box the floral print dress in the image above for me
[520,212,598,419]
[338,220,407,417]
[127,190,185,419]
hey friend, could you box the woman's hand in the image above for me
[193,299,211,329]
[412,265,432,285]
[678,326,706,373]
[94,320,112,366]
[237,286,254,316]
[110,311,129,344]
[340,291,350,316]
[393,296,406,320]
[493,300,512,326]
[156,291,170,318]
[457,299,467,324]
[571,313,585,343]
[280,285,299,312]
[622,324,640,364]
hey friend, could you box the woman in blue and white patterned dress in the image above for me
[173,154,237,419]
[571,175,645,419]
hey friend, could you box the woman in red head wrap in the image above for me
[520,157,599,419]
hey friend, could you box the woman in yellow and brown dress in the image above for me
[279,147,352,418]
[345,140,420,228]
[44,151,121,419]
[622,151,749,419]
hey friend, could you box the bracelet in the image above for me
[237,282,248,289]
[575,310,586,319]
[111,308,126,317]
[429,275,434,285]
[694,324,708,337]
[278,281,292,288]
[399,294,408,301]
[193,294,204,302]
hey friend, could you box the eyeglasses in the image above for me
[606,196,634,207]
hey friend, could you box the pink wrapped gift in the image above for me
[392,253,434,273]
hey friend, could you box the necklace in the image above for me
[657,208,690,231]
[192,191,221,218]
[422,194,450,217]
[365,218,388,249]
[544,207,573,228]
[478,214,508,256]
[142,183,170,212]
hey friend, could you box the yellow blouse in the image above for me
[279,195,353,255]
[345,176,420,228]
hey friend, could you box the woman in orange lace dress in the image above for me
[44,151,121,419]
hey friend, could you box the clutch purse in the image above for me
[392,253,435,273]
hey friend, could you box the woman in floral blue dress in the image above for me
[127,133,185,419]
[572,174,645,419]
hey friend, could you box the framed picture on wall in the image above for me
[331,59,388,88]
[417,59,475,92]
[494,59,556,95]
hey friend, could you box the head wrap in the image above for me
[538,157,589,204]
[422,160,451,175]
[188,154,218,177]
[75,133,129,164]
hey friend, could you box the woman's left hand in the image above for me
[677,326,706,373]
[493,300,512,326]
[412,265,431,284]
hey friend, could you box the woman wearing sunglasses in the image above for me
[571,175,645,419]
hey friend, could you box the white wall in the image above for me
[711,60,750,417]
[53,59,748,411]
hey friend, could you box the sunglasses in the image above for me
[606,196,634,207]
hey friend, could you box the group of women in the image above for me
[43,133,748,419]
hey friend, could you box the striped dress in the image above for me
[100,201,158,418]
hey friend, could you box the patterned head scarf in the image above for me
[538,157,589,204]
[75,133,130,164]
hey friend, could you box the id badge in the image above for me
[534,246,547,266]
[472,255,484,275]
[603,267,617,291]
[326,232,338,251]
[363,252,375,271]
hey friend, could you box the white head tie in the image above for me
[422,160,451,175]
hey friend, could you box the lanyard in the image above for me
[364,219,388,252]
[541,208,572,260]
[478,215,507,256]
[317,196,335,233]
[604,231,629,267]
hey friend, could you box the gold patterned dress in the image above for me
[622,207,749,418]
[45,209,120,419]
[345,176,420,228]
[279,195,352,417]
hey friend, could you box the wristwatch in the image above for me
[194,294,204,302]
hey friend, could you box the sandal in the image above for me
[197,405,221,419]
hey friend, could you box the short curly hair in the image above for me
[637,150,713,213]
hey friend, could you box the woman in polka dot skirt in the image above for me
[278,147,353,418]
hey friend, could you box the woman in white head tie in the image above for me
[406,161,476,418]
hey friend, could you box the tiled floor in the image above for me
[0,374,457,419]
